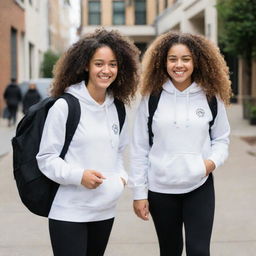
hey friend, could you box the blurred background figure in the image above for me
[22,83,42,115]
[3,78,22,127]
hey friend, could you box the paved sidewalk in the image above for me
[0,103,255,256]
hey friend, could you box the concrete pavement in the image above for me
[0,103,255,256]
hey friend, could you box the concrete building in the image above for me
[0,0,25,110]
[24,0,49,80]
[48,0,74,54]
[79,0,169,53]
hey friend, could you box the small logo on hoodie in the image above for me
[112,123,119,135]
[196,108,205,117]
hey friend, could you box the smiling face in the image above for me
[87,46,118,94]
[166,43,194,91]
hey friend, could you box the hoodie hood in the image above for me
[66,81,114,110]
[162,79,203,128]
[162,79,202,95]
[66,81,116,147]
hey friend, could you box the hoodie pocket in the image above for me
[157,153,206,187]
[73,172,124,209]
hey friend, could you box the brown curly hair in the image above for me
[141,31,232,105]
[51,28,140,104]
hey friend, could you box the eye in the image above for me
[110,62,117,67]
[183,58,191,62]
[95,62,103,67]
[168,58,177,63]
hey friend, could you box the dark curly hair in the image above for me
[51,28,140,104]
[141,31,232,105]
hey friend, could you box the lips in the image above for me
[174,71,185,76]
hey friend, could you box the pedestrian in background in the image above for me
[22,83,42,114]
[36,28,139,256]
[129,31,232,255]
[3,78,22,127]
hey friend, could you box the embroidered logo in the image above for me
[112,123,119,135]
[196,108,205,117]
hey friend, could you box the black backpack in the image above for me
[147,90,217,146]
[12,93,126,217]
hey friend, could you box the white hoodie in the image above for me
[36,81,128,222]
[129,80,230,199]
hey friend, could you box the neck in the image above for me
[87,85,106,104]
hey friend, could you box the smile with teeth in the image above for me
[98,75,111,80]
[174,71,185,75]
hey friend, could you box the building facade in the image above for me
[79,0,167,53]
[0,0,25,110]
[48,0,74,54]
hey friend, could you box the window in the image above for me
[88,0,101,25]
[135,0,146,25]
[29,42,34,79]
[10,28,17,80]
[113,1,125,25]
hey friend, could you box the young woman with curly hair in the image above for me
[129,31,232,255]
[36,28,139,256]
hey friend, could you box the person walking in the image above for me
[36,28,139,256]
[22,83,42,114]
[129,31,232,256]
[3,78,22,126]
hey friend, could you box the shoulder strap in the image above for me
[59,93,81,159]
[207,96,218,138]
[148,89,163,147]
[114,98,126,134]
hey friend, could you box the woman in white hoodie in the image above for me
[129,31,232,255]
[36,28,139,256]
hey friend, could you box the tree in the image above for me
[41,50,60,78]
[217,0,256,96]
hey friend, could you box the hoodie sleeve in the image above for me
[36,99,84,186]
[128,96,150,200]
[207,98,230,168]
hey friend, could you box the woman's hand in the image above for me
[81,170,106,189]
[204,159,216,176]
[133,199,149,221]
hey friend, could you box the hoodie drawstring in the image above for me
[186,90,190,127]
[105,105,115,148]
[173,89,190,128]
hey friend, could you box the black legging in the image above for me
[148,174,215,256]
[49,218,114,256]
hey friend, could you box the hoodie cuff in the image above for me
[207,156,219,170]
[68,167,84,186]
[133,187,148,200]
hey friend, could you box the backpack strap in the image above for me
[148,89,163,147]
[59,93,81,159]
[207,96,218,139]
[114,98,126,134]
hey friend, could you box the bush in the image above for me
[41,50,60,78]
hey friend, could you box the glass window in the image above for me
[88,0,101,25]
[135,0,146,25]
[113,1,125,25]
[10,28,17,80]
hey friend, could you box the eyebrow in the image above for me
[167,55,192,57]
[93,59,117,62]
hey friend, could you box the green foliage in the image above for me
[216,0,256,59]
[250,105,256,118]
[41,50,60,78]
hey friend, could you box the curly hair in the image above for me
[51,28,140,104]
[141,31,232,105]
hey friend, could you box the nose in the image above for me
[102,64,110,73]
[176,59,183,67]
